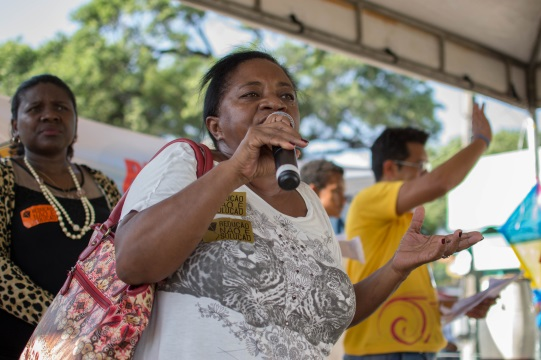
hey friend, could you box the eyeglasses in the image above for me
[393,160,432,173]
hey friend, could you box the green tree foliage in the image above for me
[0,40,38,93]
[0,0,212,137]
[275,44,442,147]
[0,0,441,142]
[485,129,529,155]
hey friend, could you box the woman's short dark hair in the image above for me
[200,50,297,147]
[10,74,78,159]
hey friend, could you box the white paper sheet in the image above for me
[336,233,365,263]
[440,272,522,325]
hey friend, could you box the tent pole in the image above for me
[526,51,539,182]
[526,67,539,182]
[531,108,539,183]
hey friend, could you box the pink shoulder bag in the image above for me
[21,138,213,360]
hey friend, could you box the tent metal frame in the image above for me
[181,0,541,174]
[182,0,541,111]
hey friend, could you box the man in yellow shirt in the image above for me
[343,103,495,360]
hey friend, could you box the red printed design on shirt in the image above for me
[20,205,58,228]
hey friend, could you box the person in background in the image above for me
[110,49,484,360]
[343,103,496,360]
[301,159,347,234]
[0,74,121,359]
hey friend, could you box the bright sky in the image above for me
[0,0,531,145]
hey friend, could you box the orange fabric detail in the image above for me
[123,159,145,193]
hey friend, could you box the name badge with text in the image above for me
[217,192,247,216]
[203,218,254,243]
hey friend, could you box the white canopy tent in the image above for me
[182,0,541,113]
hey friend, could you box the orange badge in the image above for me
[21,205,58,228]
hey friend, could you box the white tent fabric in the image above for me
[182,0,541,112]
[448,148,537,231]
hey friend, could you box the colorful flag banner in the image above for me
[499,183,541,288]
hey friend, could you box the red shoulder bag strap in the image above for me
[103,138,213,228]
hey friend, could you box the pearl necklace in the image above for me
[24,157,96,240]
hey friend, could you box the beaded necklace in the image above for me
[24,157,96,240]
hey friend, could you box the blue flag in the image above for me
[499,183,541,288]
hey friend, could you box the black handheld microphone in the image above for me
[269,111,301,191]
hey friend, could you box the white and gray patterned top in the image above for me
[122,142,356,360]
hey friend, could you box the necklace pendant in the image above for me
[72,224,81,231]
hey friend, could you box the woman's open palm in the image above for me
[392,206,484,276]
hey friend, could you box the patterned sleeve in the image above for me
[83,165,122,210]
[0,159,54,325]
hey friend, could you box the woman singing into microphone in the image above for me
[112,49,484,359]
